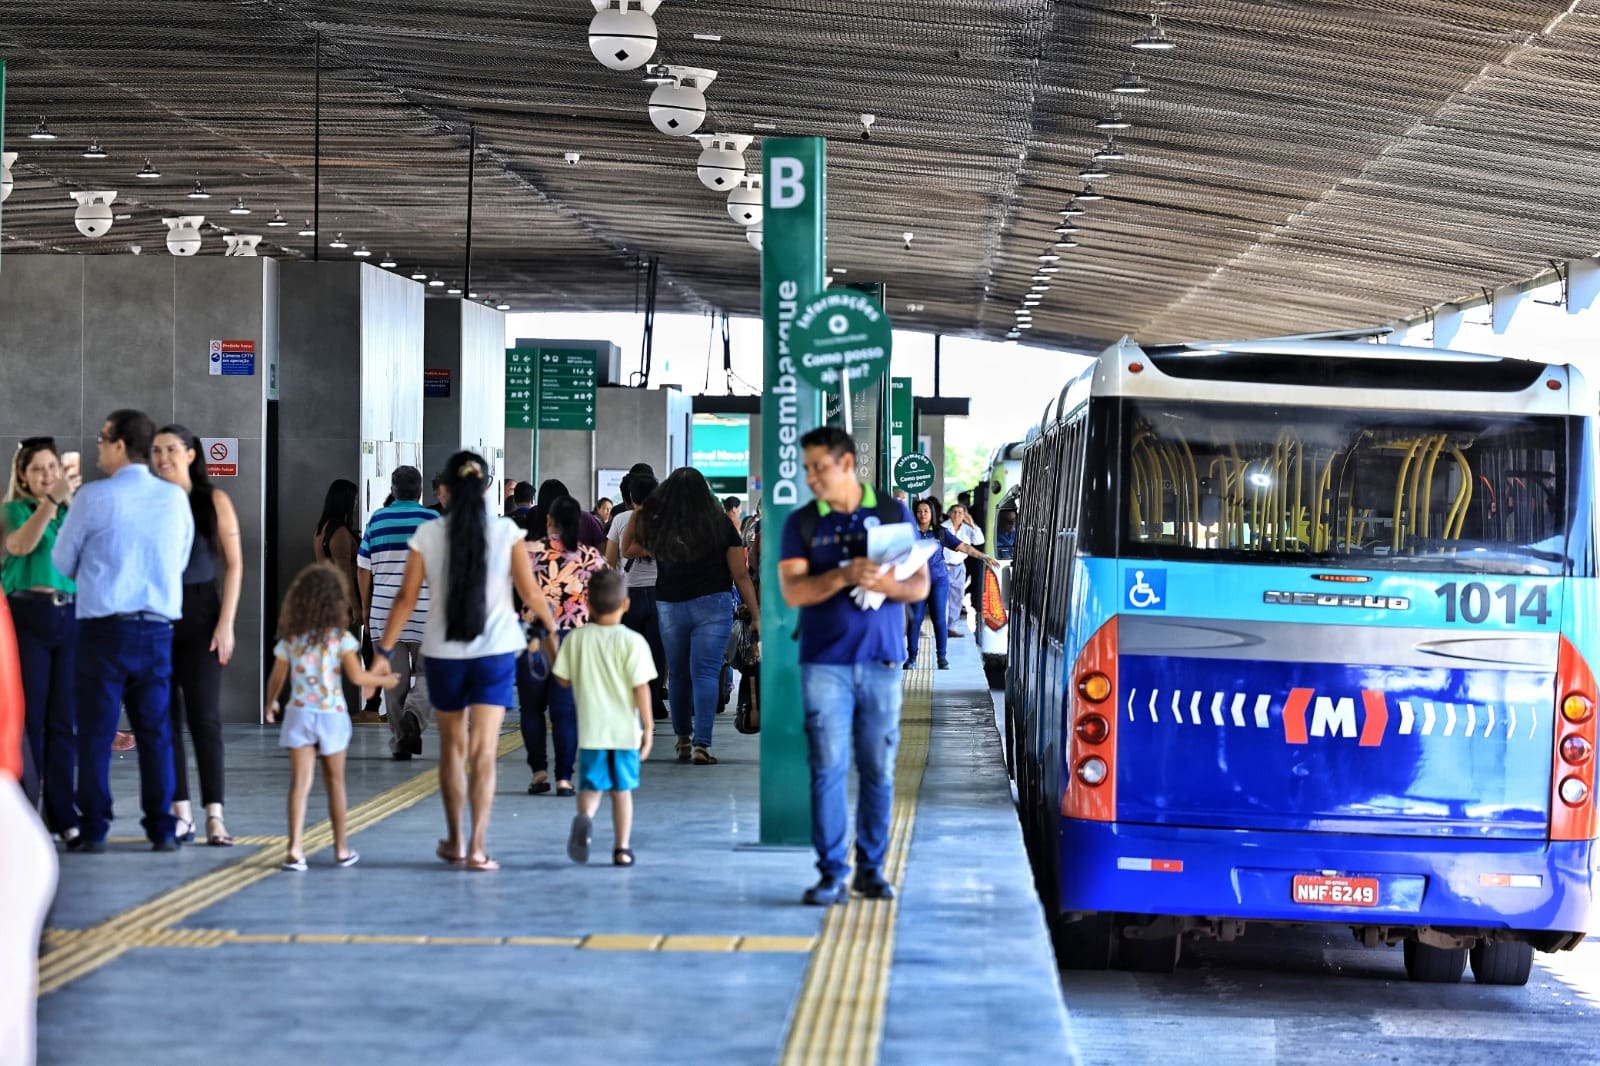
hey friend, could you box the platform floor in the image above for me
[34,630,1073,1065]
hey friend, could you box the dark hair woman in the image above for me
[2,437,79,841]
[151,425,243,846]
[517,495,607,796]
[906,498,995,671]
[376,451,559,870]
[312,479,362,621]
[622,467,759,764]
[525,478,608,551]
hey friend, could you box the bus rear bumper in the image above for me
[1057,819,1594,937]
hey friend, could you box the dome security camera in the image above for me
[224,234,262,257]
[564,152,582,166]
[903,230,914,251]
[129,245,142,256]
[648,66,717,137]
[163,215,205,256]
[693,133,753,191]
[727,176,763,227]
[587,0,662,72]
[0,152,16,203]
[72,191,118,238]
[860,113,876,141]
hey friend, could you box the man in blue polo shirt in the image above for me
[779,427,929,905]
[358,466,437,760]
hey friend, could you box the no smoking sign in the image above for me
[201,437,239,478]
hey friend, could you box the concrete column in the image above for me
[423,298,506,495]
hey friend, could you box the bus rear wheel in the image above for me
[1053,913,1116,970]
[1403,938,1467,983]
[1469,940,1534,986]
[1119,921,1181,974]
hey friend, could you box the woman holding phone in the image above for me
[2,437,80,842]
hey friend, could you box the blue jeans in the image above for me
[11,595,78,835]
[905,576,949,662]
[801,662,903,879]
[518,646,577,782]
[658,591,734,749]
[76,618,177,843]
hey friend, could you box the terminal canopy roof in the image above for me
[3,1,1598,348]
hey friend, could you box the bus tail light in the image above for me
[1551,636,1599,841]
[981,568,1008,631]
[1062,618,1117,822]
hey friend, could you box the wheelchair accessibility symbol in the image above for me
[1126,568,1165,610]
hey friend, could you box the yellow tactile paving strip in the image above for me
[780,660,934,1066]
[43,925,815,953]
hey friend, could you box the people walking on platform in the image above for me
[264,563,398,871]
[518,495,606,797]
[940,503,984,635]
[778,426,927,905]
[723,495,743,530]
[592,497,613,527]
[554,570,656,866]
[906,499,994,671]
[3,437,80,843]
[357,466,438,762]
[376,451,558,872]
[311,478,369,718]
[52,409,194,851]
[150,426,243,847]
[506,481,534,520]
[526,478,608,550]
[605,472,667,720]
[623,467,758,765]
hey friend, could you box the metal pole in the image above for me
[313,32,321,262]
[464,124,477,296]
[933,332,942,397]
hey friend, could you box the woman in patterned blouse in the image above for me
[518,495,608,797]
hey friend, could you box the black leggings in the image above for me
[170,582,225,806]
[622,585,668,716]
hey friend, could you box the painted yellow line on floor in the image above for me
[41,926,813,953]
[38,731,525,995]
[780,661,934,1066]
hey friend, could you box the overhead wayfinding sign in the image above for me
[538,348,597,430]
[505,347,537,429]
[790,291,892,393]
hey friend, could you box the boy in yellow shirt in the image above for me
[553,570,657,866]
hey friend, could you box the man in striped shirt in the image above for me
[357,466,437,760]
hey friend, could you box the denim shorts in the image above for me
[278,707,353,756]
[423,653,518,712]
[577,748,641,792]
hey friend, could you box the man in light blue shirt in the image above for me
[53,409,194,850]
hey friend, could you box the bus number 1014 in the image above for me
[1434,582,1551,626]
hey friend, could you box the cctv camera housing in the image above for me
[0,152,15,203]
[71,190,117,238]
[727,176,763,227]
[163,215,205,257]
[564,152,581,165]
[693,134,752,191]
[224,235,261,257]
[648,66,716,137]
[587,0,661,72]
[747,222,763,252]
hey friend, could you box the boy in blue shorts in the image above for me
[554,570,656,866]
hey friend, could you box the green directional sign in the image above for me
[538,348,597,431]
[505,347,537,429]
[894,452,936,495]
[790,290,892,393]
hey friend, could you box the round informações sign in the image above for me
[893,453,936,494]
[790,290,892,393]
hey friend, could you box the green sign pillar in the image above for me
[759,137,827,846]
[890,376,913,469]
[506,347,540,483]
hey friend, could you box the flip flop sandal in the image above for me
[465,855,500,872]
[613,847,635,867]
[692,746,718,765]
[436,839,466,865]
[336,850,360,868]
[281,856,307,872]
[567,813,592,864]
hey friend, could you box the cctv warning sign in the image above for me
[202,437,239,478]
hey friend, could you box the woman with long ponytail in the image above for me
[376,452,558,871]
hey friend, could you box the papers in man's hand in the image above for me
[848,522,936,610]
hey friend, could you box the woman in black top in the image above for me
[623,468,758,764]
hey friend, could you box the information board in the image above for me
[505,348,537,429]
[537,348,597,430]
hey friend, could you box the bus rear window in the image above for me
[1117,400,1577,575]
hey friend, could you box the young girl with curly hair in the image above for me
[264,562,398,871]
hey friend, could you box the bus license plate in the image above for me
[1292,875,1379,907]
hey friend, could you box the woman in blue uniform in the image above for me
[906,498,994,670]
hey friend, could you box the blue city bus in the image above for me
[1007,336,1598,983]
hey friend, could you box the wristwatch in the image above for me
[375,646,395,660]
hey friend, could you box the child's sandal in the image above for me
[613,847,635,867]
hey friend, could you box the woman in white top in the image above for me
[377,452,557,871]
[941,504,984,634]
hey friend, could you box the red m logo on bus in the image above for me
[1282,688,1388,747]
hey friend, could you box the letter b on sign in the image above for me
[770,158,806,209]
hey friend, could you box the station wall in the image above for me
[0,254,275,723]
[423,298,506,497]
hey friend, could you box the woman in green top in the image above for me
[2,437,79,841]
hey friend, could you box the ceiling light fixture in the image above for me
[328,233,348,249]
[446,286,462,295]
[410,269,429,281]
[1080,162,1111,180]
[1133,11,1178,51]
[1061,200,1087,217]
[1056,235,1080,248]
[353,245,372,258]
[1092,139,1127,162]
[692,33,723,41]
[136,158,161,179]
[267,208,289,227]
[1094,111,1131,131]
[1040,265,1061,274]
[82,139,108,160]
[1077,185,1105,202]
[378,255,397,268]
[496,301,511,311]
[428,276,445,287]
[29,117,57,141]
[1018,321,1034,329]
[1112,67,1150,94]
[229,197,251,215]
[1055,221,1080,235]
[1037,252,1061,262]
[187,180,211,200]
[298,221,316,237]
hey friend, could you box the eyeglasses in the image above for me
[96,433,115,445]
